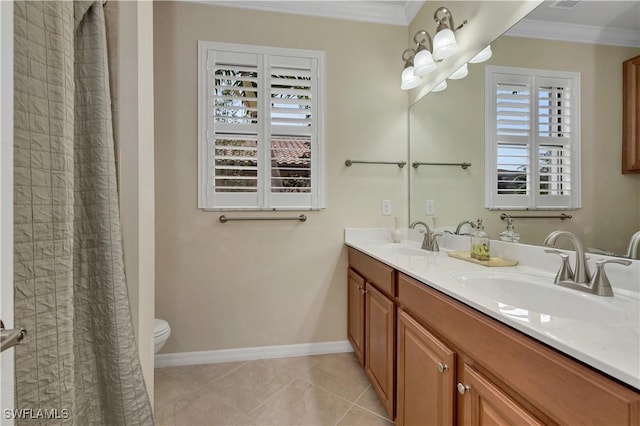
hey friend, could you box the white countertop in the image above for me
[345,228,640,391]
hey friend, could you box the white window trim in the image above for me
[484,65,581,210]
[197,41,326,211]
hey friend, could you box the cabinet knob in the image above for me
[437,362,449,373]
[457,383,471,395]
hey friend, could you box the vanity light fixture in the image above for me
[469,45,493,64]
[400,48,421,91]
[449,63,469,80]
[412,30,437,77]
[432,80,448,93]
[432,7,467,61]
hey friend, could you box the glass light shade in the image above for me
[449,63,468,80]
[432,80,447,93]
[469,45,492,64]
[401,66,421,90]
[432,28,458,61]
[413,49,437,76]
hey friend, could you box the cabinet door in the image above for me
[347,268,366,365]
[397,310,455,426]
[365,282,395,419]
[458,364,543,426]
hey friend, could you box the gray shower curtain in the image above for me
[13,2,153,424]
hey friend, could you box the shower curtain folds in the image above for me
[13,1,153,424]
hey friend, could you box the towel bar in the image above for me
[219,214,307,223]
[500,213,572,221]
[412,161,471,169]
[345,160,406,168]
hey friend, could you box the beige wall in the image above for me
[154,2,408,353]
[105,1,155,400]
[408,1,542,103]
[410,35,640,255]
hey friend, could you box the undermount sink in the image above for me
[448,271,633,325]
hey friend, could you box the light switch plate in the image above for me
[382,200,392,216]
[426,200,435,215]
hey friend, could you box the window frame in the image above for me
[197,41,326,211]
[484,65,581,210]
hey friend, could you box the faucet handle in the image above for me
[544,249,574,283]
[590,259,632,297]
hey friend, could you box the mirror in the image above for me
[409,1,640,257]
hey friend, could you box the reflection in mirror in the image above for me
[409,1,640,256]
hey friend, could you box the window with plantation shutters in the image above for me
[485,66,581,210]
[198,41,325,210]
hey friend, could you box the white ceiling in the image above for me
[526,1,639,30]
[507,1,640,47]
[196,0,640,47]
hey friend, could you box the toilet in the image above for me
[154,319,171,354]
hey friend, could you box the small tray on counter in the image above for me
[447,251,518,267]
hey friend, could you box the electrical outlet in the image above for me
[382,200,392,216]
[426,200,435,216]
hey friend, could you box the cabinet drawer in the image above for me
[397,272,640,426]
[348,247,395,297]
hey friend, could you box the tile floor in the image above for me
[154,352,394,426]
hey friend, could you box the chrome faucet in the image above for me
[544,231,631,297]
[410,221,440,251]
[624,231,640,260]
[455,220,476,235]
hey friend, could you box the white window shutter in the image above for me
[485,66,580,210]
[486,71,534,209]
[198,41,325,210]
[206,49,262,209]
[534,74,579,208]
[267,55,317,209]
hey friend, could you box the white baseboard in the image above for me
[154,340,353,368]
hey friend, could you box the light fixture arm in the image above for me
[402,48,416,68]
[433,7,467,33]
[413,30,433,53]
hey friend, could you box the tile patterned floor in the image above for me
[154,352,394,426]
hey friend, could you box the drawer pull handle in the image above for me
[457,383,471,395]
[437,362,449,373]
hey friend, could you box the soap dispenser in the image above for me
[391,216,403,243]
[499,218,520,243]
[471,219,490,261]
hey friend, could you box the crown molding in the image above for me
[184,0,425,26]
[506,18,640,48]
[403,1,425,25]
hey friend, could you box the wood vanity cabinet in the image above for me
[397,272,640,426]
[347,248,395,419]
[623,54,640,173]
[397,302,542,426]
[347,248,640,424]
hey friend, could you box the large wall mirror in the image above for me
[409,0,640,256]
